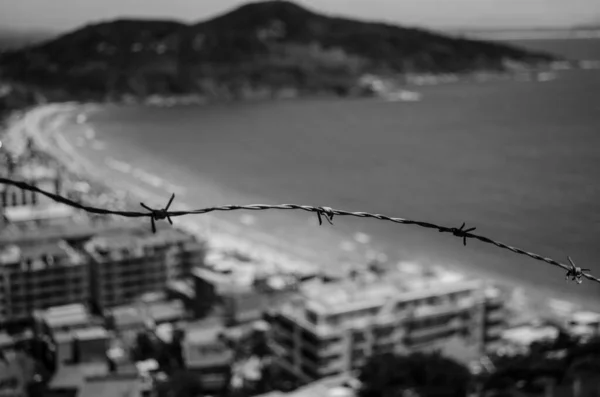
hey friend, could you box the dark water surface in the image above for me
[87,40,600,310]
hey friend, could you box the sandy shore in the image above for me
[1,102,586,326]
[1,102,325,276]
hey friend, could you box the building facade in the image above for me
[181,318,234,395]
[83,227,206,310]
[0,163,63,209]
[1,223,206,323]
[0,240,89,322]
[267,270,506,384]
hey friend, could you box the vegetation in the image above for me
[358,351,472,397]
[356,333,600,397]
[0,0,558,104]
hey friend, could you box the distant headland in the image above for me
[0,0,569,108]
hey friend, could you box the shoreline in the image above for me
[1,102,587,325]
[1,102,330,275]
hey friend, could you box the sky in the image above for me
[0,0,598,33]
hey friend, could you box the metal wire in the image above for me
[0,176,597,285]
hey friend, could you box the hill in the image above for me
[0,0,559,102]
[0,28,56,51]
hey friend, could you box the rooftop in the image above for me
[44,303,88,316]
[501,325,559,346]
[15,163,59,180]
[72,326,110,341]
[166,280,195,299]
[143,300,186,323]
[182,317,233,368]
[2,203,75,223]
[192,266,255,292]
[78,377,143,397]
[299,269,482,315]
[183,318,226,345]
[111,306,147,329]
[203,243,318,282]
[49,363,109,389]
[41,303,93,329]
[0,238,86,267]
[571,311,600,324]
[0,219,140,246]
[83,225,196,260]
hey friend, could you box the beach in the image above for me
[1,102,337,277]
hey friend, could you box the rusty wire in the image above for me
[0,176,597,285]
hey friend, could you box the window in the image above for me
[351,330,366,343]
[306,309,318,325]
[374,325,395,339]
[327,314,340,327]
[350,347,365,362]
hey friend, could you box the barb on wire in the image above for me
[565,256,590,285]
[440,222,477,246]
[0,176,597,285]
[316,206,334,226]
[140,193,175,234]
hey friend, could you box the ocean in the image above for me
[80,38,600,311]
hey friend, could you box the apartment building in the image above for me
[0,162,63,209]
[0,239,89,322]
[182,318,234,394]
[267,269,505,384]
[83,225,206,310]
[482,285,507,352]
[1,203,79,231]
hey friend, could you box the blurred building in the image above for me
[181,318,234,394]
[0,239,89,322]
[54,326,110,365]
[165,280,195,311]
[46,362,148,397]
[108,306,148,336]
[0,316,58,397]
[481,285,507,352]
[107,299,187,337]
[140,299,188,326]
[191,265,254,318]
[83,226,205,310]
[0,346,39,397]
[0,220,205,323]
[498,323,560,355]
[266,268,506,384]
[0,162,63,209]
[38,304,102,334]
[223,289,297,326]
[191,250,302,321]
[566,311,600,340]
[1,203,78,230]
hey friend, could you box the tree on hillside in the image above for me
[358,351,472,397]
[482,352,564,397]
[155,370,204,397]
[481,335,600,397]
[562,336,600,397]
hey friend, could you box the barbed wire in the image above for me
[0,176,597,285]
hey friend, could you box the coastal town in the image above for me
[1,107,600,397]
[0,1,600,394]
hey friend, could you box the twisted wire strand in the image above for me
[1,176,597,284]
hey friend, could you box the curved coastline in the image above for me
[1,102,589,324]
[2,103,339,275]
